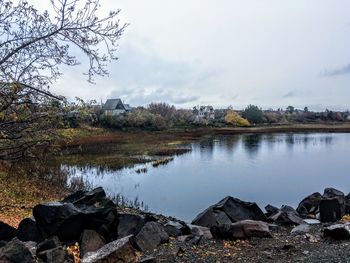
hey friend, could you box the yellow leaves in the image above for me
[341,214,350,222]
[0,112,5,121]
[67,242,81,263]
[225,110,250,127]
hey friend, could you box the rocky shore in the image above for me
[1,187,350,262]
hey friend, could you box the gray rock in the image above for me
[0,238,35,263]
[324,224,350,240]
[82,235,137,263]
[265,205,279,217]
[138,256,157,263]
[117,213,145,238]
[134,222,169,252]
[211,220,272,239]
[192,196,266,228]
[187,224,213,239]
[269,211,304,225]
[164,221,191,237]
[303,219,320,225]
[80,230,106,256]
[291,224,311,235]
[36,236,60,254]
[37,246,66,263]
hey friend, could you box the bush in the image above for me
[225,110,250,126]
[242,105,264,124]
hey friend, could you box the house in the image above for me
[102,99,132,116]
[193,105,215,120]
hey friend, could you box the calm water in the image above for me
[66,133,350,222]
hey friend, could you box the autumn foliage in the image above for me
[224,110,250,127]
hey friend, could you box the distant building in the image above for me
[193,105,215,120]
[102,99,132,116]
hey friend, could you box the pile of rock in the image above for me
[0,187,214,263]
[297,187,350,222]
[2,186,350,262]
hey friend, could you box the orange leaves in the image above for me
[67,242,81,263]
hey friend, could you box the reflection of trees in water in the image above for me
[197,138,215,158]
[242,134,262,158]
[220,136,240,155]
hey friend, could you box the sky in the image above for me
[33,0,350,110]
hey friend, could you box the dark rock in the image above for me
[280,205,298,215]
[134,222,169,252]
[82,235,137,263]
[36,236,61,254]
[297,192,322,218]
[269,211,303,225]
[117,213,145,238]
[80,230,106,257]
[189,235,202,245]
[33,201,85,241]
[210,220,271,240]
[192,196,266,228]
[324,224,350,240]
[164,221,190,237]
[291,224,311,235]
[319,198,343,222]
[33,192,118,241]
[0,221,16,242]
[265,205,279,217]
[323,188,345,201]
[37,246,66,263]
[187,224,213,239]
[0,238,35,263]
[16,218,43,243]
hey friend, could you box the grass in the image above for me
[0,164,68,227]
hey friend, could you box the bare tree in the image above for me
[0,0,127,160]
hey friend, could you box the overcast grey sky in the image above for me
[35,1,350,110]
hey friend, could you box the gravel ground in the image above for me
[141,225,350,263]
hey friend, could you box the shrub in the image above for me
[225,110,250,126]
[242,105,264,124]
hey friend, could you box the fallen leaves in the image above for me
[67,242,81,263]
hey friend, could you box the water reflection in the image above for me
[65,133,348,222]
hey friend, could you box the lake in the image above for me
[66,133,350,222]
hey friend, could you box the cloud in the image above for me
[282,91,296,98]
[322,64,350,77]
[105,42,216,106]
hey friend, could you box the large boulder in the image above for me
[265,205,279,217]
[0,221,16,242]
[211,220,271,239]
[187,224,213,240]
[16,218,43,243]
[269,211,303,225]
[82,235,137,263]
[33,188,118,241]
[164,221,190,237]
[192,196,266,228]
[324,224,350,240]
[319,198,343,223]
[0,238,35,263]
[117,213,146,239]
[80,230,106,257]
[296,192,322,218]
[133,222,169,252]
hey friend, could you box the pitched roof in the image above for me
[103,99,125,110]
[124,104,132,111]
